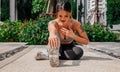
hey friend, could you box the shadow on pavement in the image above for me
[81,56,112,61]
[59,55,112,67]
[59,60,81,67]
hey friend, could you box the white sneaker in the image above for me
[49,48,59,67]
[35,52,48,60]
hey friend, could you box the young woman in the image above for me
[35,2,89,67]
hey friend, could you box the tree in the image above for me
[10,0,16,22]
[95,0,99,23]
[107,0,120,25]
[0,0,1,21]
[18,0,32,20]
[49,0,57,15]
[78,0,83,21]
[1,0,9,21]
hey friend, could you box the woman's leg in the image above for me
[69,46,83,60]
[59,43,84,60]
[48,35,60,67]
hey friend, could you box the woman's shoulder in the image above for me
[48,19,59,30]
[48,19,56,24]
[72,19,85,32]
[72,19,81,27]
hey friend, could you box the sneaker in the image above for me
[35,52,48,60]
[49,48,59,67]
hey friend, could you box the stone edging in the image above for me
[91,48,120,59]
[0,46,28,61]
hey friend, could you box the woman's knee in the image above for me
[64,47,84,60]
[72,47,84,59]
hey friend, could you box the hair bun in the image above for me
[64,2,71,12]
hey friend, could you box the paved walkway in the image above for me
[0,42,27,61]
[109,24,120,30]
[0,42,120,72]
[0,42,26,54]
[88,42,120,58]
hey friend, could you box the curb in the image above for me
[0,45,28,61]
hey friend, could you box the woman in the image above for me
[35,2,89,67]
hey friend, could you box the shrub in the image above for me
[31,0,47,19]
[0,17,54,45]
[0,18,117,44]
[18,17,53,45]
[84,23,117,42]
[0,20,21,42]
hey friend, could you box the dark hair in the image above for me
[56,1,71,13]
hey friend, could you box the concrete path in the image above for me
[88,42,120,58]
[0,42,27,61]
[0,42,26,54]
[0,43,120,72]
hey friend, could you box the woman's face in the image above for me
[57,10,71,25]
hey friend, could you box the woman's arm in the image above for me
[48,20,59,48]
[72,21,89,45]
[60,20,89,45]
[48,21,57,36]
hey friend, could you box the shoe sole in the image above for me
[35,52,48,60]
[49,48,59,67]
[35,52,42,60]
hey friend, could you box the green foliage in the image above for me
[0,20,21,42]
[0,18,117,44]
[17,0,32,20]
[0,17,54,45]
[84,23,117,42]
[1,0,47,21]
[68,0,77,19]
[31,0,47,15]
[18,17,53,45]
[1,0,10,20]
[1,0,32,21]
[107,0,120,25]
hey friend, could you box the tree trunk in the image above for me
[46,0,50,13]
[15,0,18,21]
[95,0,99,23]
[10,0,16,22]
[0,0,1,21]
[78,0,82,21]
[49,0,57,15]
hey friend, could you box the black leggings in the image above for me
[59,42,84,60]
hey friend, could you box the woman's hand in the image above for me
[60,27,75,38]
[48,35,59,48]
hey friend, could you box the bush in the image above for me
[18,17,53,45]
[84,23,117,42]
[32,0,46,14]
[0,21,21,42]
[0,18,117,44]
[0,17,54,45]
